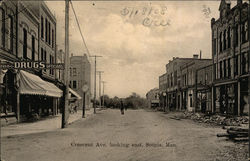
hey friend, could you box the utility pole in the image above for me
[102,81,106,108]
[97,71,104,107]
[62,0,70,128]
[90,55,102,114]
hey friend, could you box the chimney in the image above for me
[200,50,202,59]
[193,54,199,59]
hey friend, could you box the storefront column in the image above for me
[180,91,183,111]
[212,86,214,113]
[238,81,241,116]
[16,92,20,122]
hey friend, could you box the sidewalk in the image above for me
[0,108,96,137]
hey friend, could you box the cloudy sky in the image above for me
[46,1,236,98]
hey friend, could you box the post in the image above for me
[102,81,106,108]
[82,92,86,118]
[90,55,102,114]
[62,0,70,128]
[97,71,104,107]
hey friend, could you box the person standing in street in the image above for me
[120,100,124,115]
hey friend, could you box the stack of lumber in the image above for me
[217,126,249,142]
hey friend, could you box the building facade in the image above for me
[159,73,167,111]
[180,56,212,111]
[211,0,249,115]
[196,64,213,113]
[146,88,160,109]
[69,54,92,110]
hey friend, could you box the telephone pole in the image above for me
[62,0,70,128]
[97,71,104,107]
[102,81,106,108]
[90,55,102,114]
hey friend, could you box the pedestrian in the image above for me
[120,100,124,115]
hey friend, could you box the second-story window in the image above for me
[41,16,44,39]
[23,28,27,59]
[0,8,5,48]
[219,32,222,52]
[235,55,239,76]
[219,61,222,78]
[73,68,77,76]
[52,29,54,48]
[228,58,231,78]
[73,80,77,89]
[41,48,43,61]
[242,21,248,43]
[223,30,226,50]
[223,59,227,78]
[241,52,248,75]
[32,35,35,60]
[45,18,48,43]
[7,15,13,52]
[48,22,51,45]
[227,27,231,49]
[235,24,239,46]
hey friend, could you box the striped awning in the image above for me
[18,70,63,97]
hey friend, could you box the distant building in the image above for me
[211,0,249,115]
[180,56,212,111]
[69,54,92,109]
[146,88,160,109]
[196,64,213,113]
[56,49,64,83]
[159,73,167,111]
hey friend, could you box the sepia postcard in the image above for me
[0,0,249,161]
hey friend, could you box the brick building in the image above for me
[180,56,212,111]
[69,54,92,110]
[211,0,249,115]
[146,88,160,109]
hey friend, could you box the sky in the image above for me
[45,1,237,98]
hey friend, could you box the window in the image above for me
[73,68,77,76]
[228,58,231,78]
[223,30,226,50]
[44,50,47,61]
[41,48,44,61]
[69,81,72,88]
[227,27,231,48]
[32,36,35,60]
[205,73,208,83]
[52,29,54,48]
[235,55,239,76]
[7,15,13,52]
[48,22,51,45]
[235,24,239,46]
[0,8,5,48]
[219,61,222,78]
[41,16,44,39]
[50,55,54,75]
[23,28,27,59]
[174,71,177,86]
[45,18,48,42]
[242,21,248,43]
[170,73,173,87]
[70,68,72,76]
[213,39,216,55]
[73,80,77,89]
[219,32,222,52]
[223,60,227,78]
[242,52,248,74]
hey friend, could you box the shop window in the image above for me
[23,28,27,59]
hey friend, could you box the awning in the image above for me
[18,70,63,97]
[69,88,82,99]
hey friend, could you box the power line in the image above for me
[69,1,91,58]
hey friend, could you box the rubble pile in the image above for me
[177,112,249,126]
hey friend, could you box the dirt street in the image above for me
[1,109,248,161]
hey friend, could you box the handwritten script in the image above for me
[120,6,171,27]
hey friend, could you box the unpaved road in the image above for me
[1,109,248,161]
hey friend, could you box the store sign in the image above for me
[0,61,64,69]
